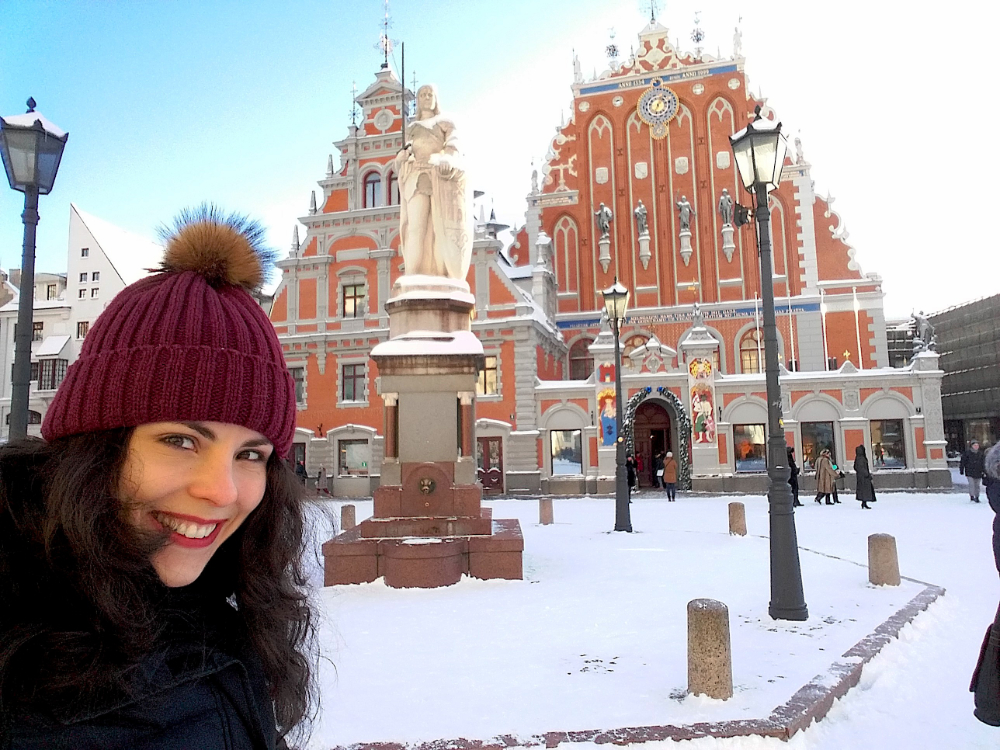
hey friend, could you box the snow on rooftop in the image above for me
[72,205,164,285]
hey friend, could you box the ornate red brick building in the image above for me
[271,23,949,495]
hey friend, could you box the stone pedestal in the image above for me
[323,276,524,588]
[598,236,611,272]
[720,224,736,262]
[638,232,651,269]
[728,502,746,536]
[679,229,693,266]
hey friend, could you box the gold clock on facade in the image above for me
[637,77,679,139]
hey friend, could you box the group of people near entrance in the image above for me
[626,451,678,501]
[786,445,877,509]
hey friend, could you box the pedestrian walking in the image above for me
[654,451,665,490]
[971,443,1000,724]
[854,445,876,510]
[814,448,837,504]
[962,441,987,503]
[663,451,679,501]
[318,465,330,496]
[787,447,802,507]
[0,206,313,748]
[626,456,637,498]
[295,459,308,485]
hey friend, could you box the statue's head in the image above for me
[416,85,440,116]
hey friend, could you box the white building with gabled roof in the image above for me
[0,205,163,439]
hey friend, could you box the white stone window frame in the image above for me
[328,424,378,477]
[337,267,369,326]
[540,403,590,478]
[477,350,502,401]
[337,356,370,407]
[287,361,308,409]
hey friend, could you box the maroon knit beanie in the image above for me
[42,206,296,456]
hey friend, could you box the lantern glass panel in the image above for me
[1,128,38,188]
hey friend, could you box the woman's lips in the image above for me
[151,510,227,549]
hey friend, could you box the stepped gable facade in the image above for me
[273,24,949,495]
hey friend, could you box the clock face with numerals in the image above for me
[637,78,679,139]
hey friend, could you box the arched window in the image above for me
[740,328,763,373]
[364,172,382,208]
[387,172,399,206]
[568,338,594,380]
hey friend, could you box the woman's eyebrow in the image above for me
[180,421,216,440]
[242,437,273,449]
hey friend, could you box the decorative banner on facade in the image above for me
[598,362,615,383]
[598,387,617,446]
[688,357,717,444]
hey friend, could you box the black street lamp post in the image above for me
[602,278,631,533]
[0,99,68,440]
[730,108,808,621]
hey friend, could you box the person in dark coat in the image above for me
[971,444,1000,724]
[962,441,987,503]
[626,456,637,498]
[653,452,665,490]
[787,447,802,507]
[854,444,876,510]
[0,208,314,749]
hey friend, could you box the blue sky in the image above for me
[2,0,996,317]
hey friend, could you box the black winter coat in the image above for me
[3,589,284,750]
[854,454,876,503]
[962,450,987,479]
[1,461,284,749]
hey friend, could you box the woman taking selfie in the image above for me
[0,207,314,749]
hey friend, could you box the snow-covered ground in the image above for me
[301,491,999,750]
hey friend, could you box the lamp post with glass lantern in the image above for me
[601,278,631,533]
[0,98,69,439]
[729,107,807,621]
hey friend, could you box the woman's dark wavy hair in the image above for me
[0,430,315,742]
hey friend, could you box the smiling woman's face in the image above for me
[120,421,273,588]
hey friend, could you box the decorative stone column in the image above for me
[680,309,723,480]
[598,236,612,273]
[384,392,399,458]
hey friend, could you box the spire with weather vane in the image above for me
[691,11,705,60]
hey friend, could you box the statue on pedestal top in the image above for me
[718,189,733,226]
[394,84,470,280]
[634,200,648,235]
[595,202,613,239]
[677,195,695,232]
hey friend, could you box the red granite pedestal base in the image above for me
[322,518,524,588]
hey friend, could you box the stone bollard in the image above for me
[539,498,554,525]
[341,504,357,532]
[868,533,901,586]
[687,598,733,700]
[728,501,747,536]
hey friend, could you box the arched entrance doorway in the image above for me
[623,387,692,490]
[634,401,672,487]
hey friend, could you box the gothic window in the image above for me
[363,172,382,208]
[740,328,763,374]
[568,338,594,380]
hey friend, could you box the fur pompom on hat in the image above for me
[42,204,296,456]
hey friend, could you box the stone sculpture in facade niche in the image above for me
[595,203,613,239]
[677,196,695,231]
[634,201,648,236]
[394,84,470,280]
[718,189,734,226]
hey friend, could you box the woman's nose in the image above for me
[189,457,239,507]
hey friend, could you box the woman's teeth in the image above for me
[153,512,220,540]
